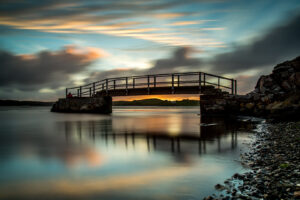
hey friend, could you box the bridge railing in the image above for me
[65,72,237,97]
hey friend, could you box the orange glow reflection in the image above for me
[0,166,189,198]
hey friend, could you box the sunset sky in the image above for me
[1,0,300,101]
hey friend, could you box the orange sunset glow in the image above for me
[113,94,200,101]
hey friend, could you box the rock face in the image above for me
[51,96,112,114]
[201,56,300,120]
[244,56,300,119]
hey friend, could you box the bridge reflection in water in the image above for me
[62,117,253,157]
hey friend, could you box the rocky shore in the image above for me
[202,56,300,199]
[204,121,300,200]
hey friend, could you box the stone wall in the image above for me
[51,96,112,114]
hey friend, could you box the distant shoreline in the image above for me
[0,100,54,106]
[113,98,199,106]
[1,98,199,107]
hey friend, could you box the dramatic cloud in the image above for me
[0,45,106,91]
[210,13,300,74]
[87,47,201,82]
[151,47,202,73]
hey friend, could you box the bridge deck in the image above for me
[66,72,237,97]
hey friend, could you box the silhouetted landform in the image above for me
[202,55,300,120]
[113,98,199,106]
[0,100,53,106]
[245,56,300,119]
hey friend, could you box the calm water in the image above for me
[0,106,254,200]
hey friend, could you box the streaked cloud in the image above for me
[200,27,225,31]
[0,1,225,48]
[168,20,216,26]
[154,13,186,19]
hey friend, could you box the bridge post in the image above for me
[154,76,156,87]
[93,83,95,95]
[106,79,108,95]
[235,80,237,95]
[113,80,116,90]
[147,75,150,94]
[203,73,206,86]
[198,72,202,92]
[218,77,220,89]
[172,74,174,94]
[231,79,234,94]
[177,75,180,87]
[126,77,128,95]
[89,87,92,97]
[66,88,68,98]
[79,86,82,97]
[77,89,80,97]
[133,78,135,88]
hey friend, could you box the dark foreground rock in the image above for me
[242,56,300,120]
[201,56,300,120]
[204,121,300,200]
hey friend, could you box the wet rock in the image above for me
[281,81,292,91]
[245,103,254,110]
[295,72,300,87]
[252,93,260,101]
[214,184,226,190]
[294,191,300,198]
[233,173,244,180]
[273,65,292,73]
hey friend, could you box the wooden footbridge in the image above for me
[52,72,237,114]
[66,72,237,97]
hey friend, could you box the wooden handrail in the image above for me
[66,71,237,97]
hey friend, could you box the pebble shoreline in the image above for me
[204,121,300,200]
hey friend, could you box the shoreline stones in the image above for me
[204,121,300,200]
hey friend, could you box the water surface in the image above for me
[0,106,254,199]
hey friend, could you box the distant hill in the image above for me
[113,98,199,106]
[0,100,54,106]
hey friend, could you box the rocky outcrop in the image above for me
[243,56,300,119]
[201,56,300,120]
[51,96,112,114]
